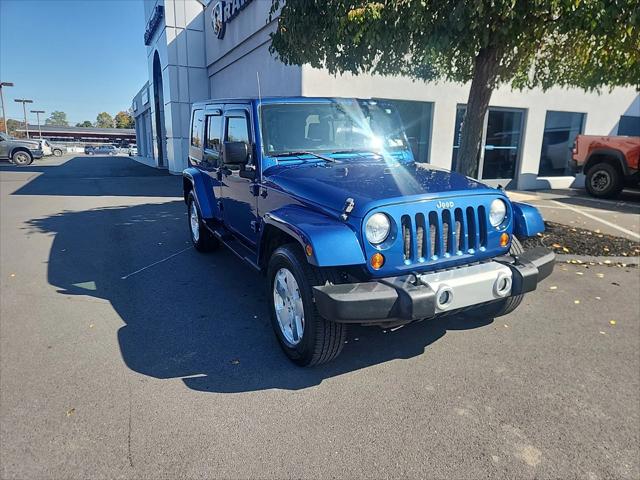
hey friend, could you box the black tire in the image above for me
[465,237,525,319]
[187,192,218,252]
[52,149,63,157]
[11,150,33,166]
[267,244,347,366]
[585,162,623,199]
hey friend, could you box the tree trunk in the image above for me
[456,47,500,178]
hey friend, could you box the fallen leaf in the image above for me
[599,331,607,335]
[504,324,509,328]
[552,243,562,249]
[603,247,610,252]
[10,273,15,278]
[595,296,601,300]
[562,247,570,253]
[575,272,584,276]
[549,286,558,290]
[596,273,604,278]
[89,324,94,329]
[604,260,612,265]
[609,320,617,326]
[574,300,580,304]
[66,408,75,417]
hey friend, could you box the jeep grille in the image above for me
[400,206,487,261]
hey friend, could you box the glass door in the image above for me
[452,106,525,187]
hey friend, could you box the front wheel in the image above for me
[11,150,33,166]
[268,244,346,366]
[187,192,218,252]
[585,162,623,198]
[465,237,525,319]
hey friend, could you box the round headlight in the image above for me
[489,199,508,227]
[366,213,391,244]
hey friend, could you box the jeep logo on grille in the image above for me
[436,200,454,209]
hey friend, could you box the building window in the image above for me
[452,106,525,180]
[375,99,433,163]
[191,110,204,147]
[538,111,585,177]
[618,115,640,136]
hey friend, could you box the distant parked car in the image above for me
[84,145,95,154]
[40,140,65,157]
[0,132,44,166]
[88,145,117,156]
[128,145,138,156]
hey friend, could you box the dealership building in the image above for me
[132,0,639,190]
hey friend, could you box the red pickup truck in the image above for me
[572,135,640,198]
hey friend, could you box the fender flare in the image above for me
[511,202,545,238]
[9,146,33,159]
[261,205,366,267]
[585,148,629,176]
[182,168,218,219]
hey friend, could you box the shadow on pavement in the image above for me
[1,155,179,197]
[27,200,493,393]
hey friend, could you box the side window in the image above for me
[226,115,250,144]
[205,114,222,152]
[191,109,204,147]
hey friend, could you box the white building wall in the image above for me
[143,0,209,173]
[301,67,638,189]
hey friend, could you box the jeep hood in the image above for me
[264,160,495,217]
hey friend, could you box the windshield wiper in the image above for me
[272,151,335,162]
[330,149,382,157]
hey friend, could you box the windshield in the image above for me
[260,99,409,157]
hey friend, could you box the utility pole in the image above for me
[31,110,45,139]
[0,81,14,135]
[14,98,33,138]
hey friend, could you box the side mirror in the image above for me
[222,141,249,165]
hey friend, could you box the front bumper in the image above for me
[313,247,555,324]
[31,149,44,159]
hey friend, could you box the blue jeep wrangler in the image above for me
[183,97,554,366]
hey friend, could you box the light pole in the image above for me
[0,81,14,135]
[31,110,45,139]
[14,98,33,138]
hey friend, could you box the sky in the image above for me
[0,0,148,126]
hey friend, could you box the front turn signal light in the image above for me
[370,252,385,270]
[500,233,510,247]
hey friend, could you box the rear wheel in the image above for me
[585,162,623,198]
[11,150,33,166]
[465,237,525,319]
[187,192,219,252]
[52,148,63,157]
[268,244,346,366]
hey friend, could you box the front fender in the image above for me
[262,205,366,267]
[182,168,218,220]
[511,202,545,238]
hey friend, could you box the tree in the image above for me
[114,110,134,129]
[269,1,639,177]
[95,112,114,129]
[76,121,93,127]
[0,118,24,137]
[45,111,69,126]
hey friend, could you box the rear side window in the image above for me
[191,110,204,147]
[206,114,222,151]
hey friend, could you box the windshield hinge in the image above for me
[340,197,355,221]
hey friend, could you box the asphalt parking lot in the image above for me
[1,155,639,479]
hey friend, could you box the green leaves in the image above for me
[269,0,639,91]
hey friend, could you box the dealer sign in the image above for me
[212,0,253,39]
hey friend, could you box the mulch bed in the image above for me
[521,221,640,257]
